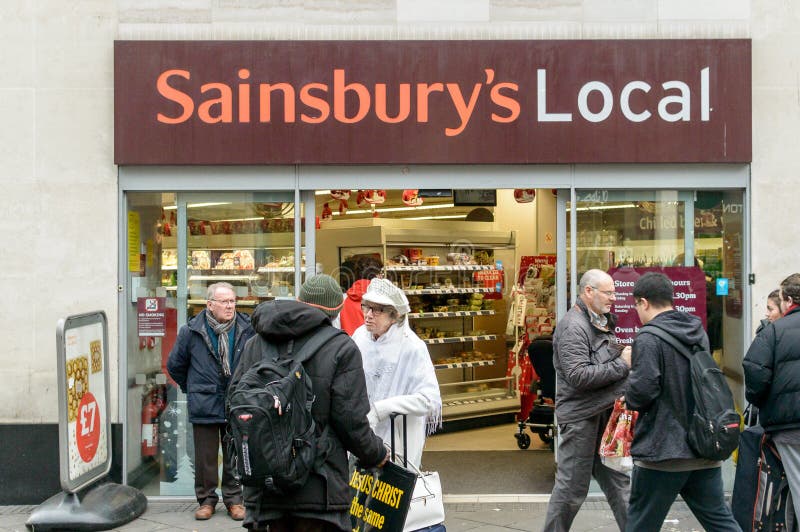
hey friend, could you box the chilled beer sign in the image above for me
[115,40,751,164]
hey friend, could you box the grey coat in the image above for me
[552,299,629,424]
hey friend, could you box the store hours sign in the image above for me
[609,267,708,345]
[57,311,111,492]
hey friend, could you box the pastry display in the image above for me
[90,340,102,374]
[66,356,89,422]
[191,250,211,269]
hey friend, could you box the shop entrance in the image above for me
[313,188,560,494]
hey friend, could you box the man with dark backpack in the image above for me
[625,272,741,531]
[228,274,389,532]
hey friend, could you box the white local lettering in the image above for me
[536,67,710,123]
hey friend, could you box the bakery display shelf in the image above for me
[161,265,177,271]
[385,264,497,272]
[422,334,497,345]
[187,299,261,306]
[257,266,306,273]
[404,287,497,295]
[433,359,496,370]
[162,234,296,249]
[440,379,519,421]
[408,310,495,319]
[188,272,257,281]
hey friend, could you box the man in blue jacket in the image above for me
[626,272,739,531]
[744,272,800,524]
[167,282,255,521]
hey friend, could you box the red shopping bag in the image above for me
[598,397,639,473]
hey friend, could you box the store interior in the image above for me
[124,186,744,495]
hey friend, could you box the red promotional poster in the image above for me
[473,268,504,300]
[518,256,557,341]
[518,255,557,286]
[609,266,707,345]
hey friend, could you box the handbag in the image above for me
[598,397,639,473]
[350,460,417,532]
[403,461,445,531]
[350,413,418,532]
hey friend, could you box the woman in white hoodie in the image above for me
[352,278,442,468]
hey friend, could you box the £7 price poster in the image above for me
[64,321,108,481]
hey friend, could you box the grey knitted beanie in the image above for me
[298,274,345,318]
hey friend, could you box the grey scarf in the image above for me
[206,312,235,377]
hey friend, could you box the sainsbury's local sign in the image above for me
[114,40,751,165]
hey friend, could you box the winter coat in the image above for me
[340,278,369,335]
[626,310,711,461]
[166,310,254,424]
[552,299,629,424]
[744,306,800,433]
[230,299,386,522]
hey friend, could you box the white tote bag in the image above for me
[403,465,445,531]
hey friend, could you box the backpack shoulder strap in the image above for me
[290,326,345,365]
[641,327,693,360]
[638,326,696,431]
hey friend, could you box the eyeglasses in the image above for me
[210,299,237,307]
[361,303,389,315]
[591,286,616,297]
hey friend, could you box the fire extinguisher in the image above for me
[141,385,165,457]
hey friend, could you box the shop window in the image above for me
[567,189,746,404]
[124,191,302,495]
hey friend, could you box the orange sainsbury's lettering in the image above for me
[259,83,296,123]
[491,82,520,122]
[375,83,411,124]
[198,83,233,123]
[299,83,330,123]
[333,69,370,124]
[153,67,526,135]
[156,69,194,124]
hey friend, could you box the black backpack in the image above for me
[644,327,741,461]
[226,326,342,494]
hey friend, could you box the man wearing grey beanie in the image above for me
[230,274,388,532]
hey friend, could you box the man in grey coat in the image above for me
[543,269,632,531]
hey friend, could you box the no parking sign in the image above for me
[57,312,111,492]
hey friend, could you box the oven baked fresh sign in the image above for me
[114,40,751,164]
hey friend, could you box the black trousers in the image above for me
[265,516,340,532]
[626,466,741,532]
[192,423,241,507]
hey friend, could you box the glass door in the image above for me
[125,190,304,496]
[565,188,746,489]
[568,190,695,344]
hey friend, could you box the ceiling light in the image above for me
[404,214,468,221]
[163,202,232,210]
[331,203,456,216]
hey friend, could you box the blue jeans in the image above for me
[625,466,741,532]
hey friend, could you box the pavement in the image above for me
[1,496,706,531]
